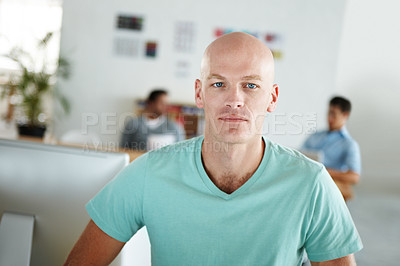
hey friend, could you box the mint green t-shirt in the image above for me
[86,136,362,265]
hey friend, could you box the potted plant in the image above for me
[1,32,70,138]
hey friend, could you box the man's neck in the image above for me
[145,111,161,120]
[201,136,265,194]
[329,125,345,132]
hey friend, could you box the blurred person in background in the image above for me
[302,96,361,201]
[120,89,185,151]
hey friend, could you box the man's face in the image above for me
[195,39,278,144]
[149,94,169,117]
[328,105,348,131]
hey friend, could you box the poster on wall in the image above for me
[113,37,140,57]
[113,13,160,60]
[213,28,284,60]
[116,15,144,31]
[173,21,196,78]
[174,21,196,53]
[145,41,157,57]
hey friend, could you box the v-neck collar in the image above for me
[195,136,271,200]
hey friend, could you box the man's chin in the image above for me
[213,131,256,144]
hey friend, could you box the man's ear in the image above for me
[195,79,204,109]
[267,84,279,112]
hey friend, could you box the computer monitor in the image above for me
[0,138,133,265]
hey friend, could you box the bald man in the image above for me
[65,33,362,265]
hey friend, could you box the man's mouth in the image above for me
[218,116,248,122]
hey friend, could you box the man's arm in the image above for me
[311,254,356,266]
[64,219,125,266]
[327,168,360,184]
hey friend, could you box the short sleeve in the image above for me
[305,167,363,261]
[86,153,148,242]
[345,141,361,174]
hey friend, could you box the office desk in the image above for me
[17,136,145,163]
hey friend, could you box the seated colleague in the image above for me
[302,96,361,201]
[65,33,362,265]
[120,89,185,150]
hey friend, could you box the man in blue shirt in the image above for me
[302,97,361,200]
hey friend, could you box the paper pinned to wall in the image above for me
[116,15,144,31]
[145,41,157,57]
[174,21,196,53]
[113,37,140,57]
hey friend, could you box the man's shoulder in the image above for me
[267,139,324,173]
[342,131,359,144]
[123,137,200,178]
[342,137,360,155]
[124,115,145,128]
[308,130,328,139]
[124,115,139,124]
[264,139,328,194]
[338,128,359,148]
[342,134,358,144]
[304,130,329,145]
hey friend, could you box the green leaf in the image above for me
[59,95,71,114]
[38,32,53,48]
[57,56,71,79]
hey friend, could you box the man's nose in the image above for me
[225,88,244,109]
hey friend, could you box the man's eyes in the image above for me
[246,83,258,89]
[212,82,224,88]
[211,82,259,89]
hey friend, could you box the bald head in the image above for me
[200,32,275,82]
[194,32,279,143]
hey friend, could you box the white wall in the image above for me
[0,0,62,72]
[335,0,400,178]
[55,0,346,148]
